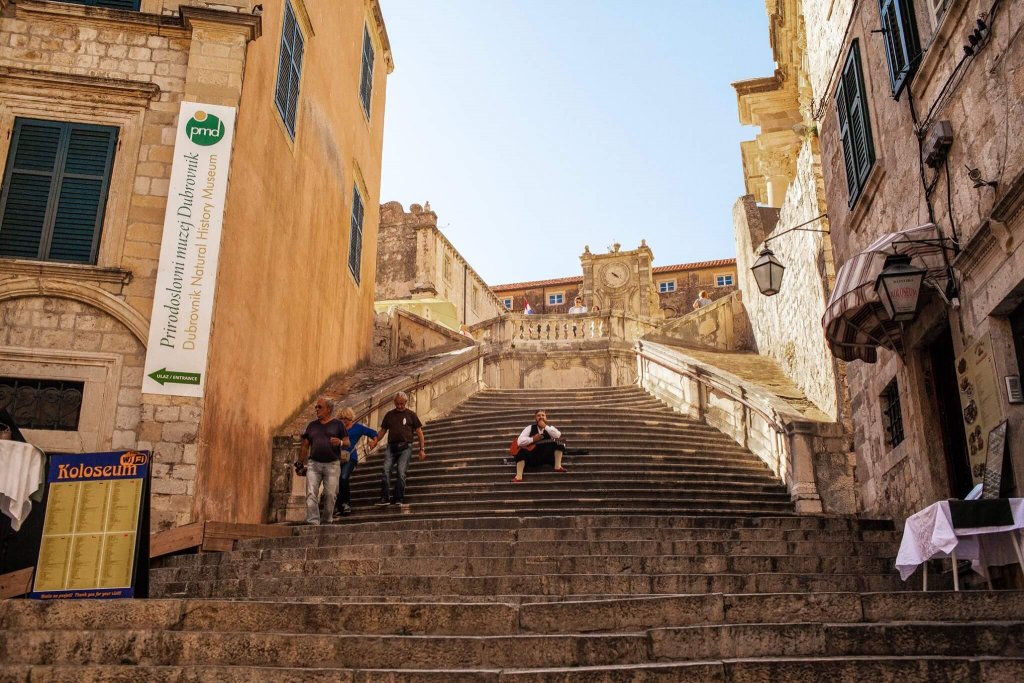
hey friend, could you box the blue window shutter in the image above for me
[0,119,117,264]
[360,27,375,117]
[274,2,304,138]
[348,186,364,283]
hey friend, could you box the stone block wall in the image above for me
[652,291,753,352]
[734,141,843,421]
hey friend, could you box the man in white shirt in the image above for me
[511,409,567,482]
[567,296,587,314]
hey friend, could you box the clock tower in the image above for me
[580,241,661,319]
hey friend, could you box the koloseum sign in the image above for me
[143,102,237,397]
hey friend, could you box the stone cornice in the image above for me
[180,6,262,42]
[367,0,394,73]
[0,65,160,104]
[991,168,1024,227]
[13,0,188,35]
[0,259,133,287]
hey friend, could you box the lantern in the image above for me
[751,246,786,296]
[875,253,927,322]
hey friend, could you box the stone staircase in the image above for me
[3,386,1024,680]
[347,385,793,518]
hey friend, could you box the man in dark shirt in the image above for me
[376,391,425,505]
[297,396,348,524]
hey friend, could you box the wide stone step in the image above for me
[281,514,895,536]
[346,470,785,492]
[6,658,1022,683]
[8,592,1016,637]
[424,409,708,429]
[345,483,791,504]
[227,525,900,555]
[6,621,1022,671]
[149,571,915,599]
[160,539,899,571]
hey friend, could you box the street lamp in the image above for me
[874,253,927,322]
[751,246,786,297]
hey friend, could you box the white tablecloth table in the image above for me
[0,440,46,532]
[896,498,1024,588]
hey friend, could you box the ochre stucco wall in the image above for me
[195,0,390,523]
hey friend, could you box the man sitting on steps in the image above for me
[511,409,567,483]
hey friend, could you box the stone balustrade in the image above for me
[469,312,661,348]
[637,340,856,514]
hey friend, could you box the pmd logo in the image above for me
[185,111,225,147]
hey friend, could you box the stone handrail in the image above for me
[637,340,855,514]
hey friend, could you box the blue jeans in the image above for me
[338,458,357,507]
[381,445,412,501]
[305,459,340,524]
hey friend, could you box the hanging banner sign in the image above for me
[143,102,237,397]
[31,451,150,600]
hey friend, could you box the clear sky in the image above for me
[378,1,776,285]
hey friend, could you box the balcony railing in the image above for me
[513,313,607,341]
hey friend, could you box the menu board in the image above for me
[956,337,1002,485]
[31,451,150,599]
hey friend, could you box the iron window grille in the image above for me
[274,1,305,138]
[658,281,675,293]
[879,0,922,99]
[716,275,734,287]
[51,0,141,9]
[359,26,375,119]
[881,378,905,448]
[0,118,118,265]
[836,40,876,207]
[0,377,85,431]
[348,185,364,283]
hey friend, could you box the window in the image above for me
[929,0,952,24]
[274,2,305,138]
[443,254,452,282]
[51,0,141,8]
[0,377,84,431]
[471,284,480,311]
[348,185,364,283]
[359,25,375,119]
[502,298,513,310]
[548,293,564,306]
[879,0,921,98]
[836,40,876,207]
[658,280,676,293]
[881,378,905,448]
[716,274,734,287]
[0,118,118,265]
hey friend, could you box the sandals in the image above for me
[554,467,568,473]
[510,477,523,483]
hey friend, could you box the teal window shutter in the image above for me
[878,0,921,99]
[274,2,305,138]
[359,26,375,118]
[836,41,875,207]
[0,119,118,264]
[348,185,364,283]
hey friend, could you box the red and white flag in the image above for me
[523,297,534,315]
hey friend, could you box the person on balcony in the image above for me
[511,409,567,483]
[568,296,588,314]
[692,290,713,310]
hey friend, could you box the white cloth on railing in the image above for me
[0,440,46,532]
[896,498,1024,580]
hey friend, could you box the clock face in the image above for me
[601,262,630,288]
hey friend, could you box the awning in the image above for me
[823,223,952,363]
